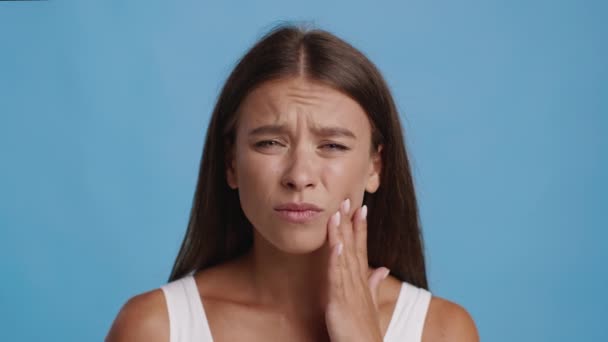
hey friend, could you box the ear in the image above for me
[365,144,383,193]
[225,143,238,189]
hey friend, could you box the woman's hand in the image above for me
[324,198,391,342]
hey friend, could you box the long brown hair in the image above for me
[169,23,428,289]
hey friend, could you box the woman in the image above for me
[106,24,479,342]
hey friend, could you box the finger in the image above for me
[327,211,344,298]
[368,267,390,307]
[353,205,369,271]
[327,211,342,248]
[334,201,352,285]
[339,199,357,260]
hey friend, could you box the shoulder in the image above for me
[193,258,256,302]
[422,296,479,342]
[105,288,169,342]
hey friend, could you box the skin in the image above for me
[106,77,479,342]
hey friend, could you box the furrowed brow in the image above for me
[248,124,289,136]
[312,126,357,139]
[247,124,357,139]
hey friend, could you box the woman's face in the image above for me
[227,77,382,254]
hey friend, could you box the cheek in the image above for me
[237,154,277,194]
[323,157,370,202]
[234,154,282,219]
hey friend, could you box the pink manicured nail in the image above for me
[336,243,343,256]
[331,211,341,226]
[360,205,368,220]
[341,198,350,213]
[383,268,390,279]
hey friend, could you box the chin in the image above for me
[267,224,328,255]
[279,241,325,254]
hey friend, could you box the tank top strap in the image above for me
[161,276,429,342]
[161,274,214,342]
[383,282,432,342]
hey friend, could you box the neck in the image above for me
[240,230,331,320]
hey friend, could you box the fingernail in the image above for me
[382,268,390,279]
[341,198,350,213]
[360,205,367,220]
[336,243,343,256]
[331,211,341,226]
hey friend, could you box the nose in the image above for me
[280,145,317,191]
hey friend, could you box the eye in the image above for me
[254,140,283,149]
[321,143,349,151]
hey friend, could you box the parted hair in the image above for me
[169,23,428,289]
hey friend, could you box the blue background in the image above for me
[1,1,606,341]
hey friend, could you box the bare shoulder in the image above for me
[105,288,169,342]
[422,296,479,342]
[194,257,255,301]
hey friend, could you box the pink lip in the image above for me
[274,202,323,211]
[274,202,323,224]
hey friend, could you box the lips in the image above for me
[274,202,323,211]
[274,202,323,223]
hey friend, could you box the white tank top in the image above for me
[161,274,431,342]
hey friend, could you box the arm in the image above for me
[105,289,169,342]
[422,296,479,342]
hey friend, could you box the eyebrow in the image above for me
[248,124,357,139]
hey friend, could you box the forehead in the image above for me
[236,77,370,131]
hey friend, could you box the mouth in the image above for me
[273,202,324,224]
[274,209,323,224]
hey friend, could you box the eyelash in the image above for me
[323,143,349,151]
[255,140,349,151]
[255,140,282,148]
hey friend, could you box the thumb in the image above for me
[368,267,391,307]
